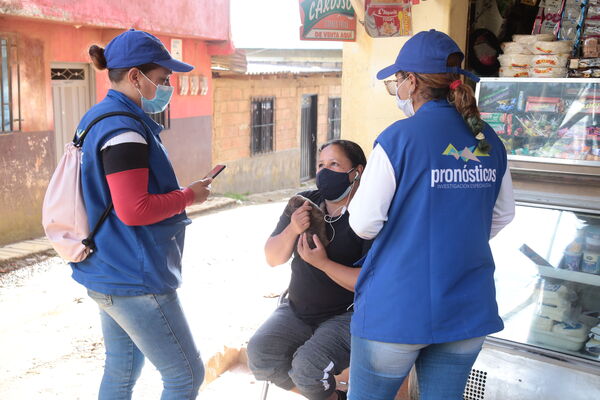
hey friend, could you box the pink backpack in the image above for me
[42,112,143,262]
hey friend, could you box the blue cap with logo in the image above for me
[376,29,479,82]
[104,29,194,72]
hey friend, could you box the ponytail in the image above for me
[88,44,161,83]
[448,82,491,153]
[407,51,492,153]
[89,45,107,70]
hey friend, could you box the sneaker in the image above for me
[336,389,347,400]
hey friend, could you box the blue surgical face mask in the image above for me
[395,77,415,117]
[136,71,174,114]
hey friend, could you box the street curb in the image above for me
[0,196,240,273]
[186,196,239,218]
[0,186,311,273]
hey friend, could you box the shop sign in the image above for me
[299,0,356,42]
[364,0,413,38]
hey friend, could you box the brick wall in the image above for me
[211,73,341,194]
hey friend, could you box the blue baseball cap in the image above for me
[104,29,194,72]
[376,29,479,82]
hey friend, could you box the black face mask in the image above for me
[316,167,356,201]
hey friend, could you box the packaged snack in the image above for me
[364,0,412,37]
[582,37,600,58]
[553,322,590,340]
[568,68,600,78]
[479,86,512,107]
[533,7,545,34]
[587,4,600,19]
[581,250,600,274]
[533,40,573,54]
[584,19,600,36]
[500,66,530,77]
[532,315,555,331]
[585,338,600,356]
[541,282,576,304]
[540,0,566,36]
[586,226,600,247]
[581,98,600,113]
[560,21,579,42]
[560,0,587,41]
[563,251,582,271]
[572,57,600,68]
[532,54,570,67]
[530,66,568,77]
[501,42,534,54]
[498,54,533,67]
[525,96,564,112]
[529,329,586,351]
[480,113,513,135]
[513,33,555,45]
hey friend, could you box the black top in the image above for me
[271,190,372,325]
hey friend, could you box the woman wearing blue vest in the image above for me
[73,30,211,399]
[347,30,515,400]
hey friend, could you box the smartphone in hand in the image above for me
[205,164,226,179]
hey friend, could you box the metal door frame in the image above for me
[300,94,318,181]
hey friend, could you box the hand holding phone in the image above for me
[205,164,226,179]
[188,178,212,204]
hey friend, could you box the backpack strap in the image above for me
[73,111,147,147]
[75,111,150,253]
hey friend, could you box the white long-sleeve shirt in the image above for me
[349,144,515,240]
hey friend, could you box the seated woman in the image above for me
[247,140,371,400]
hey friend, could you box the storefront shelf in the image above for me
[537,265,600,286]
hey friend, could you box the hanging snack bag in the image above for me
[560,0,588,41]
[540,0,567,36]
[365,0,412,38]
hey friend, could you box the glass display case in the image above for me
[490,204,600,363]
[470,79,600,400]
[476,78,600,166]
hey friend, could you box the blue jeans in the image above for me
[87,289,204,400]
[348,335,485,400]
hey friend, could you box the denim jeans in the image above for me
[87,289,204,400]
[247,303,351,400]
[348,335,485,400]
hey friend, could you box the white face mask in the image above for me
[395,77,415,117]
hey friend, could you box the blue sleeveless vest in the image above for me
[352,99,507,344]
[71,90,191,296]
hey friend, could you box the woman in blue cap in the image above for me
[346,30,515,399]
[74,29,210,399]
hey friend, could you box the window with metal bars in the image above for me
[149,104,171,130]
[251,98,274,155]
[1,36,20,133]
[327,97,341,140]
